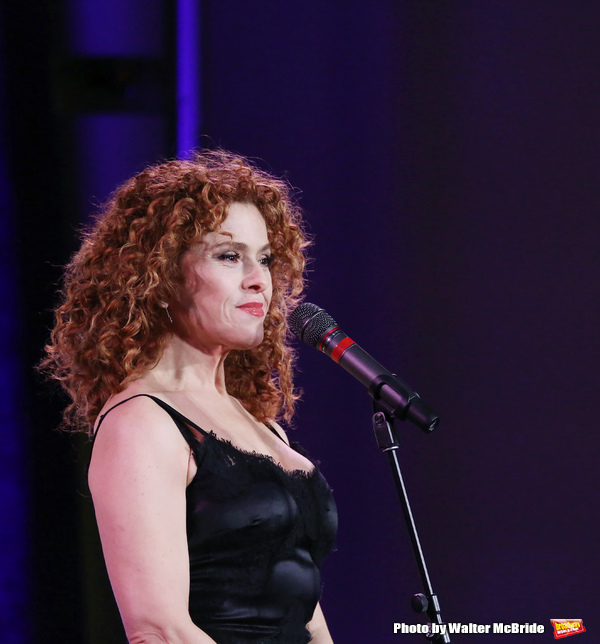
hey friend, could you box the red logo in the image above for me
[551,619,586,639]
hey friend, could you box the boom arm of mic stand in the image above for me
[372,404,451,643]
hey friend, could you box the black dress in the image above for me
[94,394,338,644]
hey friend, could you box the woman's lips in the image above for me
[237,302,265,317]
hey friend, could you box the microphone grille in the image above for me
[289,302,338,347]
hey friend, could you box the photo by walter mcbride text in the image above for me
[393,622,547,636]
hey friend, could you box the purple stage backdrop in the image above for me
[1,1,598,642]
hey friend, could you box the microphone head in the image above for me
[289,302,338,347]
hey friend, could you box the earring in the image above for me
[160,301,173,324]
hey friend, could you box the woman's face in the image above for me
[176,202,273,354]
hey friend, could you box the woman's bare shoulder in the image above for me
[93,378,168,434]
[89,390,191,494]
[91,386,190,466]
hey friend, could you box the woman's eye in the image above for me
[260,255,274,267]
[219,252,240,262]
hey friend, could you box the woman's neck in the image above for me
[145,334,229,395]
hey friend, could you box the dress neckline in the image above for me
[200,430,318,480]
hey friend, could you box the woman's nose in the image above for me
[242,259,269,292]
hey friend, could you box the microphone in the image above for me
[289,302,440,432]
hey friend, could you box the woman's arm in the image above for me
[307,602,334,644]
[88,396,216,644]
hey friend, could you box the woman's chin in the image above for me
[238,332,265,351]
[222,328,265,352]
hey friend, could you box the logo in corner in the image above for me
[551,619,586,639]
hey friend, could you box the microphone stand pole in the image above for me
[372,402,451,643]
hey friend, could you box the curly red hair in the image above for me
[41,150,310,434]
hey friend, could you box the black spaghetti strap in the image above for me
[145,396,209,444]
[96,393,285,451]
[94,394,208,450]
[266,423,287,444]
[95,394,155,433]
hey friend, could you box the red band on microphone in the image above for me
[317,326,340,351]
[331,337,356,363]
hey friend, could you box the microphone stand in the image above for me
[372,402,451,643]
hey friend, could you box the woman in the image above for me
[42,150,337,643]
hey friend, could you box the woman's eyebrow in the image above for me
[213,240,271,253]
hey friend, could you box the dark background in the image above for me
[1,1,598,643]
